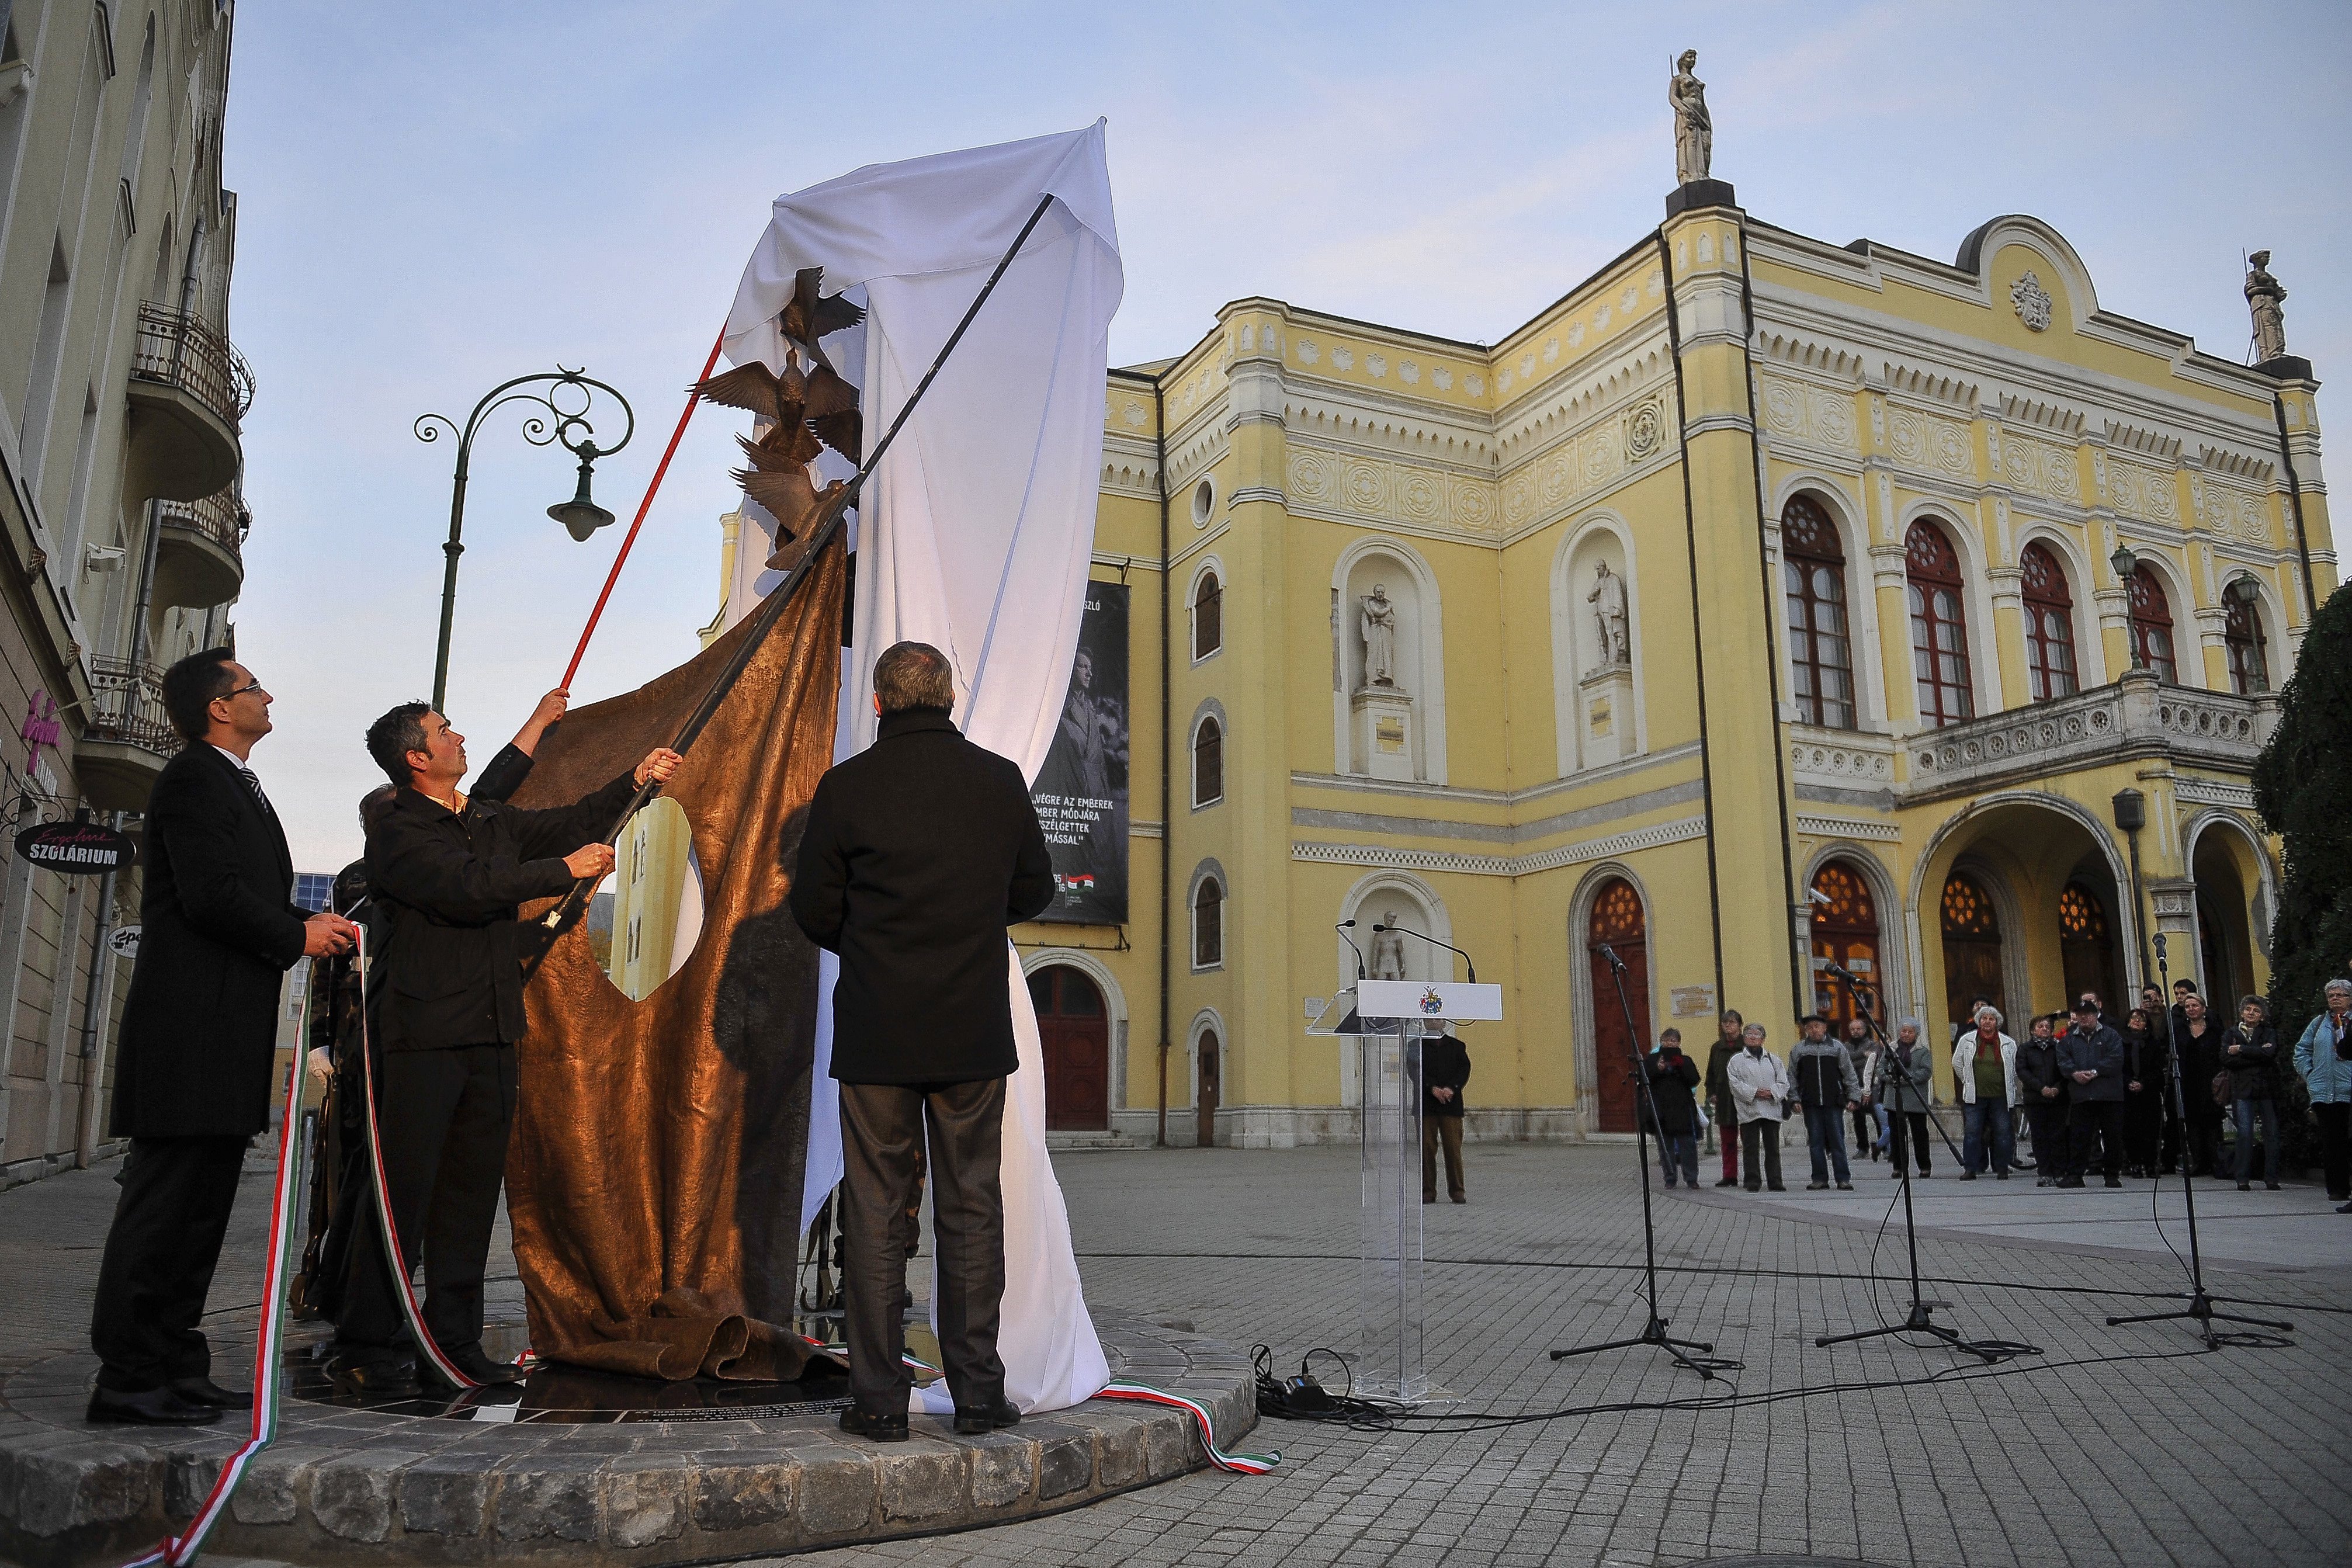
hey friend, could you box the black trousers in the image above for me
[1739,1118,1783,1189]
[89,1135,249,1391]
[2069,1100,2124,1180]
[336,1043,515,1356]
[2313,1104,2351,1202]
[1886,1111,1933,1176]
[2123,1086,2165,1171]
[839,1077,1007,1417]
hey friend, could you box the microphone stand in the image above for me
[1549,943,1734,1380]
[2104,936,2292,1348]
[1814,966,2013,1362]
[1335,920,1368,981]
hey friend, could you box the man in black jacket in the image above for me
[1421,1025,1472,1203]
[1642,1029,1702,1188]
[791,641,1054,1442]
[88,651,359,1424]
[2058,1000,2128,1188]
[333,701,675,1391]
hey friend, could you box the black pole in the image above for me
[1548,945,1731,1380]
[2105,935,2293,1347]
[536,193,1061,934]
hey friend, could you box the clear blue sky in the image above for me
[223,1,2352,869]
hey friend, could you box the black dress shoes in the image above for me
[332,1356,421,1398]
[169,1376,252,1409]
[953,1397,1022,1435]
[86,1385,222,1426]
[839,1406,910,1442]
[423,1345,528,1390]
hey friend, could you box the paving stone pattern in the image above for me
[5,1142,2352,1566]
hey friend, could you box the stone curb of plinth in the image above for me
[0,1310,1259,1566]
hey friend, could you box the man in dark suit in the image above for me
[1421,1025,1471,1203]
[792,641,1054,1442]
[335,701,675,1392]
[87,650,359,1424]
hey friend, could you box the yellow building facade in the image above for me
[1010,190,2333,1147]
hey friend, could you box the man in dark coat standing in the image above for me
[335,702,674,1392]
[792,641,1054,1442]
[1421,1024,1471,1203]
[88,650,358,1424]
[1642,1029,1703,1188]
[2058,999,2128,1188]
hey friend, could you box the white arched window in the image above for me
[1192,569,1222,661]
[1191,876,1224,970]
[1192,714,1224,807]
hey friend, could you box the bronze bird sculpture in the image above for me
[689,352,808,426]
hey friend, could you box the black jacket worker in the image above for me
[1421,1027,1471,1204]
[790,641,1054,1441]
[334,699,675,1392]
[2058,1001,2128,1187]
[88,650,359,1425]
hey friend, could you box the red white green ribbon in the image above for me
[119,1013,312,1566]
[1097,1381,1281,1475]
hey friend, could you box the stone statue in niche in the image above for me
[1670,49,1711,185]
[1359,584,1399,689]
[2246,250,2288,363]
[1587,560,1631,668]
[1369,911,1407,981]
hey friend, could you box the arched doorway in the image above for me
[2059,881,2119,1014]
[2192,830,2259,1012]
[1195,1029,1220,1148]
[1028,966,1108,1131]
[1940,870,2006,1036]
[1586,879,1651,1134]
[1808,860,1882,1026]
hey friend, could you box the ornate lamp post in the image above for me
[415,368,636,710]
[2110,542,2141,671]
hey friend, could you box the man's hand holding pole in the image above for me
[303,911,359,958]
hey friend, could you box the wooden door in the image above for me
[1940,871,2006,1035]
[1587,879,1651,1134]
[1196,1031,1220,1147]
[2059,883,2120,1014]
[1809,861,1882,1027]
[1028,966,1108,1131]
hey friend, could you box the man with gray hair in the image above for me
[793,641,1056,1441]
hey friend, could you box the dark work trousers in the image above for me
[839,1077,1007,1417]
[2069,1101,2124,1181]
[1423,1113,1465,1201]
[2025,1100,2069,1177]
[2181,1099,2225,1176]
[1716,1094,1741,1182]
[89,1135,250,1391]
[1886,1111,1933,1177]
[1850,1104,1878,1158]
[2313,1104,2351,1202]
[1739,1118,1784,1189]
[2123,1085,2165,1171]
[336,1043,516,1357]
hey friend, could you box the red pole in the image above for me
[559,324,728,688]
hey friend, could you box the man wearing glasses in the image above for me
[89,650,360,1424]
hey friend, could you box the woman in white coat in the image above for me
[1726,1024,1791,1193]
[1950,1005,2021,1179]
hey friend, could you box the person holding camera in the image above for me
[1643,1029,1703,1188]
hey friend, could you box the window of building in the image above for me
[1193,570,1222,660]
[1905,519,1975,727]
[1192,877,1223,970]
[2020,542,2079,702]
[1781,494,1855,729]
[1192,715,1223,807]
[2225,592,2270,695]
[292,872,336,913]
[2127,564,2178,684]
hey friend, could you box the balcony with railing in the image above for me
[126,303,253,501]
[154,483,247,609]
[1904,670,2277,802]
[75,658,179,811]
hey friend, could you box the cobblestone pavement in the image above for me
[6,1139,2351,1567]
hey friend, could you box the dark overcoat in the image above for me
[111,744,307,1138]
[365,773,634,1050]
[790,708,1054,1084]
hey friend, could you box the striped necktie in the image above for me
[238,764,275,818]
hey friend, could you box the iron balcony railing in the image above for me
[130,303,255,429]
[84,658,179,759]
[157,484,247,560]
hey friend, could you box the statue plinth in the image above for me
[1577,664,1635,769]
[1351,685,1417,782]
[2255,355,2314,381]
[1664,179,1738,218]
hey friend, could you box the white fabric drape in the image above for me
[721,122,1123,1416]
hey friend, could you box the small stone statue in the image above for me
[2246,250,2288,364]
[1359,584,1398,689]
[1670,49,1712,186]
[1369,911,1407,981]
[1587,560,1630,667]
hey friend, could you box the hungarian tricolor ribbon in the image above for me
[119,997,313,1565]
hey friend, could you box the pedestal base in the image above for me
[1577,664,1635,769]
[1350,685,1417,783]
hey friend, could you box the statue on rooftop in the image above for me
[2245,250,2288,364]
[1670,50,1712,186]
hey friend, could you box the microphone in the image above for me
[1335,920,1366,980]
[1596,942,1626,974]
[1372,922,1476,984]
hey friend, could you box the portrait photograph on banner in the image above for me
[1031,580,1129,926]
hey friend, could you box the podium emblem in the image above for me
[1419,986,1443,1015]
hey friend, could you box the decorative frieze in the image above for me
[2191,477,2271,545]
[1997,431,2080,505]
[1292,815,1706,878]
[1885,404,1973,480]
[1758,374,1860,456]
[1794,813,1901,843]
[1789,732,1897,790]
[2104,453,2180,526]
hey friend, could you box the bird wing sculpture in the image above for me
[779,266,866,363]
[801,365,862,464]
[691,361,802,426]
[707,270,863,553]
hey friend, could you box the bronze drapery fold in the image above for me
[504,539,846,1380]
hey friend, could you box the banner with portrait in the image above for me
[1031,580,1128,924]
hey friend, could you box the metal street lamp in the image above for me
[2110,542,2142,671]
[2227,573,2261,609]
[415,367,636,710]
